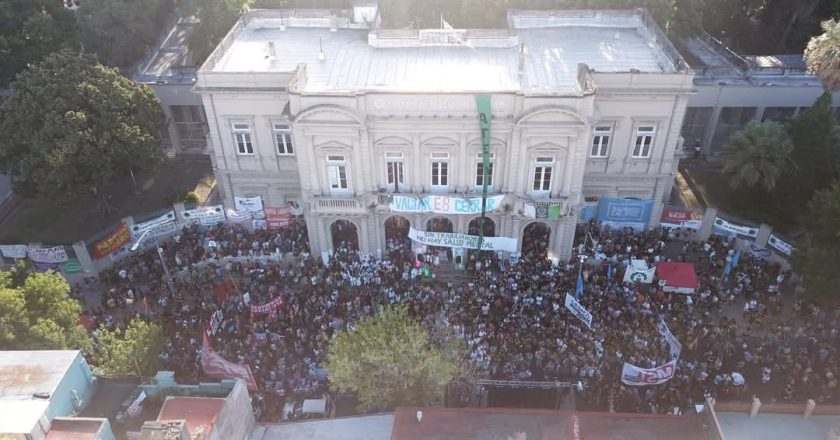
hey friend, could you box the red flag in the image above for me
[200,333,259,391]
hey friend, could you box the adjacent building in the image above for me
[195,7,694,260]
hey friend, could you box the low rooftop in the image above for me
[44,418,107,440]
[202,8,687,95]
[0,350,81,400]
[156,396,225,438]
[249,414,395,440]
[136,17,199,85]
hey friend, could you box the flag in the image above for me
[722,249,741,280]
[576,271,584,297]
[607,264,613,281]
[441,14,454,30]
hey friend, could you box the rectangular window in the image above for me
[590,125,612,157]
[475,152,495,188]
[233,124,253,155]
[532,157,554,192]
[632,126,655,158]
[431,153,449,189]
[327,156,348,191]
[273,124,294,155]
[385,152,404,192]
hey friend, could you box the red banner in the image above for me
[249,296,284,319]
[661,209,693,223]
[264,207,292,230]
[201,333,259,391]
[94,223,131,259]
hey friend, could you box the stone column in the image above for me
[161,105,181,157]
[72,241,98,277]
[697,207,717,242]
[755,223,773,249]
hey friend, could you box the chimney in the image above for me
[267,41,276,60]
[518,43,526,75]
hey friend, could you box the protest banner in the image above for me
[200,333,258,391]
[131,211,177,242]
[767,234,794,256]
[264,206,292,230]
[657,320,682,359]
[408,227,517,252]
[0,244,28,259]
[389,194,505,214]
[621,360,677,386]
[226,209,252,223]
[564,293,593,328]
[94,223,131,259]
[712,217,758,238]
[250,296,284,319]
[234,196,264,212]
[623,259,655,284]
[596,197,654,228]
[181,205,226,227]
[28,246,69,263]
[209,310,224,336]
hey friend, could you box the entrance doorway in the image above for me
[467,217,496,270]
[425,217,453,263]
[330,219,359,251]
[522,222,551,261]
[384,215,411,259]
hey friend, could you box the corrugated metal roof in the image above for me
[210,10,678,94]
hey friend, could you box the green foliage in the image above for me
[0,267,91,351]
[0,50,166,200]
[805,19,840,92]
[786,94,840,199]
[325,305,454,411]
[0,0,80,86]
[76,0,174,67]
[792,180,840,301]
[722,121,793,192]
[93,320,164,379]
[181,0,253,64]
[164,190,200,205]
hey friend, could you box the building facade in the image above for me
[196,8,693,260]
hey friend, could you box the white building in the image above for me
[195,7,693,260]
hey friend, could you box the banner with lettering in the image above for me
[250,296,284,319]
[712,217,758,239]
[264,207,292,230]
[389,194,505,215]
[94,223,131,259]
[226,209,252,223]
[657,320,682,359]
[767,234,794,256]
[201,333,258,391]
[234,196,264,213]
[564,293,593,329]
[621,360,677,386]
[0,244,28,259]
[182,205,226,227]
[131,211,177,242]
[660,209,702,230]
[28,246,69,263]
[596,197,654,228]
[408,227,517,252]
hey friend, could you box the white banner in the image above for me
[126,391,147,418]
[767,234,794,256]
[234,196,264,213]
[660,219,702,230]
[27,246,69,263]
[0,244,28,259]
[182,205,226,227]
[621,360,677,386]
[657,320,682,359]
[623,259,655,284]
[131,211,177,241]
[209,310,224,336]
[226,209,252,223]
[564,293,593,328]
[713,217,758,238]
[389,195,505,214]
[408,227,517,252]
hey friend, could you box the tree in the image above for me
[325,305,454,411]
[786,94,840,200]
[76,0,174,68]
[0,0,80,86]
[0,50,165,208]
[181,0,253,64]
[93,320,164,378]
[0,266,90,351]
[805,19,840,92]
[792,180,840,301]
[722,121,793,192]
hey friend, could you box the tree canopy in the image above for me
[180,0,253,64]
[92,320,164,378]
[0,264,90,351]
[792,180,840,301]
[0,50,165,202]
[805,19,840,92]
[722,121,793,192]
[325,305,454,411]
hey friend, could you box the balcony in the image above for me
[310,196,369,215]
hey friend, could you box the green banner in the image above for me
[61,258,83,274]
[476,95,492,251]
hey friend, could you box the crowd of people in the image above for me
[81,215,839,420]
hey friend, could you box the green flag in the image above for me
[476,95,492,251]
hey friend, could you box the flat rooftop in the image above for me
[204,9,684,94]
[717,412,840,440]
[136,18,199,84]
[249,414,395,440]
[156,396,225,438]
[44,418,106,440]
[0,350,81,400]
[0,400,50,435]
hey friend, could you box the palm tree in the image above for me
[804,19,840,93]
[722,121,793,192]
